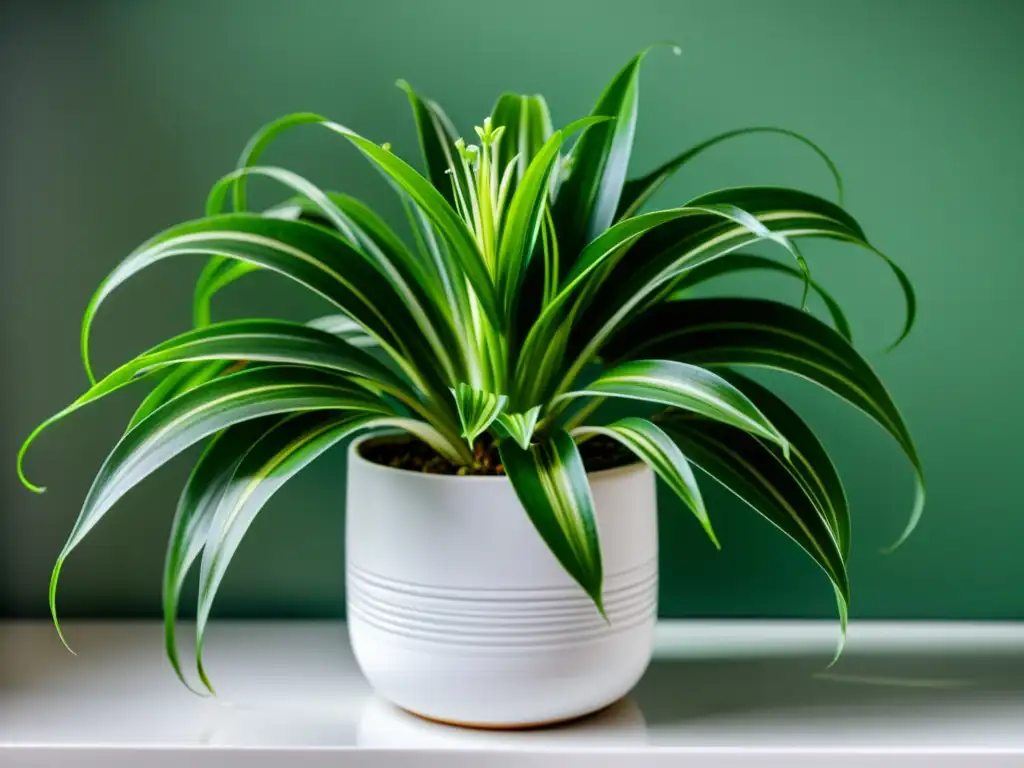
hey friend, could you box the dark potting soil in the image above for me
[358,432,636,476]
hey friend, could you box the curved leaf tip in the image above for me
[880,476,926,554]
[49,560,76,656]
[18,419,55,493]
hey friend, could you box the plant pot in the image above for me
[345,435,658,729]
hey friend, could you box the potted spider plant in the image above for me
[19,47,923,728]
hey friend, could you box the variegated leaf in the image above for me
[574,417,717,548]
[556,359,788,454]
[495,405,542,450]
[451,382,508,444]
[47,366,392,649]
[499,427,604,613]
[604,298,923,549]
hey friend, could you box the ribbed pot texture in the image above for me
[345,437,658,728]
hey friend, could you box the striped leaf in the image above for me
[574,417,717,548]
[517,191,878,405]
[306,313,378,348]
[397,80,468,209]
[47,366,393,649]
[81,213,456,406]
[495,405,542,450]
[17,320,408,492]
[452,382,507,444]
[193,411,387,692]
[498,427,604,612]
[162,418,274,692]
[490,93,554,198]
[129,361,235,433]
[496,117,611,314]
[684,186,914,348]
[553,49,645,263]
[606,298,922,549]
[721,371,850,559]
[202,170,461,384]
[556,359,789,454]
[656,409,849,624]
[616,126,845,220]
[668,253,853,342]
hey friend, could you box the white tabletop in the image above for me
[2,620,1023,766]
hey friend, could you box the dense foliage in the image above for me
[19,48,922,691]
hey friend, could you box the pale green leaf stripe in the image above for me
[202,166,460,385]
[519,201,859,405]
[606,298,923,549]
[17,320,402,492]
[499,428,604,613]
[496,406,542,450]
[658,413,849,606]
[78,215,415,388]
[496,116,611,313]
[556,359,789,455]
[451,382,508,445]
[128,361,232,433]
[47,366,391,651]
[193,411,393,692]
[306,314,378,348]
[574,417,718,548]
[163,418,272,692]
[720,371,850,559]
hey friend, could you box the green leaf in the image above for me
[518,192,871,406]
[656,409,849,620]
[685,186,915,348]
[669,253,853,342]
[451,382,507,444]
[396,81,467,209]
[616,126,845,221]
[556,359,789,454]
[163,418,274,692]
[554,49,646,262]
[490,93,554,196]
[129,361,234,433]
[574,417,717,548]
[48,365,391,650]
[339,129,501,326]
[18,320,406,493]
[498,427,604,612]
[202,170,461,385]
[607,297,923,549]
[306,313,378,348]
[495,406,542,450]
[194,411,383,692]
[720,371,851,560]
[81,213,453,405]
[496,117,611,315]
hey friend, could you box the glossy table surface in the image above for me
[2,620,1023,766]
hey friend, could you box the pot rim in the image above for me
[348,433,647,483]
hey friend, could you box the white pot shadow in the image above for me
[356,694,649,749]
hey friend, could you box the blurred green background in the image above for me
[2,0,1021,621]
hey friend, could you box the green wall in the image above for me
[2,0,1022,621]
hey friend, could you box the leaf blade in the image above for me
[452,382,508,444]
[574,417,717,547]
[607,297,923,548]
[557,359,789,453]
[498,427,604,611]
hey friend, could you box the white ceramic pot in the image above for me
[345,436,658,728]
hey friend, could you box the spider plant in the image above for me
[19,47,923,692]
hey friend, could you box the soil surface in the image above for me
[358,432,636,476]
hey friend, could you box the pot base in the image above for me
[398,699,621,731]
